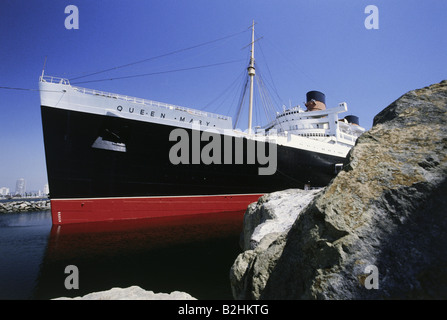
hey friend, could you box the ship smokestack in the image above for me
[344,115,360,126]
[305,91,326,111]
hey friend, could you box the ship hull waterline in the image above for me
[41,105,346,225]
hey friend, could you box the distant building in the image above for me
[0,187,10,196]
[15,178,26,196]
[43,184,49,196]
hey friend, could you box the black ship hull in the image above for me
[41,105,345,224]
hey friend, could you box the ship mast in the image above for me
[247,21,256,134]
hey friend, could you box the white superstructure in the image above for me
[268,102,365,148]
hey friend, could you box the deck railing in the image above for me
[39,75,229,120]
[40,75,70,85]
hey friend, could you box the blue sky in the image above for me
[0,0,446,192]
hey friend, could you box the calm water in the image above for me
[0,210,244,300]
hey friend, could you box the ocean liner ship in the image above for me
[39,24,365,224]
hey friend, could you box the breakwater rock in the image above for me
[230,80,447,299]
[240,188,323,251]
[0,200,50,213]
[53,286,197,300]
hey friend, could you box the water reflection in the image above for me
[0,211,52,300]
[33,211,245,300]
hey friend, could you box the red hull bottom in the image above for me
[50,194,263,224]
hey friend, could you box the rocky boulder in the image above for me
[241,188,323,251]
[53,286,197,300]
[230,80,447,299]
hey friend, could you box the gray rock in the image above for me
[230,80,447,299]
[241,188,322,250]
[230,232,286,300]
[53,286,197,300]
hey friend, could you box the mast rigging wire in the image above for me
[201,69,246,114]
[0,86,61,93]
[71,59,245,85]
[69,28,250,81]
[233,75,249,130]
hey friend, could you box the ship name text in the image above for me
[116,105,214,127]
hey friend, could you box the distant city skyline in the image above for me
[0,177,48,196]
[0,180,48,194]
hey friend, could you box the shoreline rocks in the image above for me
[0,200,50,213]
[230,80,447,299]
[52,286,197,300]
